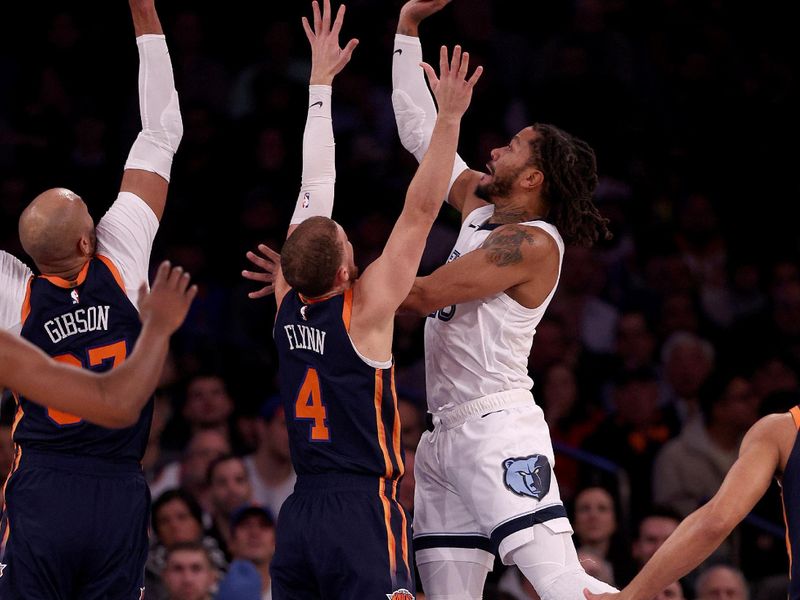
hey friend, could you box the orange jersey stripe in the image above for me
[391,479,411,578]
[389,367,404,478]
[96,255,126,293]
[379,478,398,579]
[791,406,800,431]
[374,370,393,479]
[783,489,793,575]
[20,276,33,326]
[341,288,353,332]
[40,260,90,289]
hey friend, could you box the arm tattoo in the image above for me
[481,226,535,267]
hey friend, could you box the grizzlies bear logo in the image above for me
[502,454,551,499]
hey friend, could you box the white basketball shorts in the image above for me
[413,389,572,570]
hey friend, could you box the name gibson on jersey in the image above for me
[44,306,111,344]
[283,324,326,355]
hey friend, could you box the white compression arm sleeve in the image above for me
[124,34,183,182]
[290,85,336,225]
[392,34,468,201]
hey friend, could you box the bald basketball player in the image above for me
[0,0,183,597]
[0,262,195,429]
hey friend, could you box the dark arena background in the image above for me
[2,0,800,598]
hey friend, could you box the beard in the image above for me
[475,169,516,203]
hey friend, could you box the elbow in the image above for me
[100,409,139,430]
[696,503,735,541]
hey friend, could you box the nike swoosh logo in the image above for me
[309,101,323,109]
[394,48,403,56]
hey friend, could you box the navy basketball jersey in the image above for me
[782,405,800,598]
[12,255,152,461]
[274,288,404,480]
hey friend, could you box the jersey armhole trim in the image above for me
[96,254,126,293]
[20,276,34,326]
[790,406,800,430]
[342,288,353,332]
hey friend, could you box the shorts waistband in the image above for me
[294,473,399,494]
[432,389,533,429]
[18,449,143,476]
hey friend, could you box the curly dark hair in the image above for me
[281,216,343,297]
[529,123,611,247]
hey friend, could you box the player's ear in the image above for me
[337,265,350,284]
[77,234,93,257]
[521,168,544,192]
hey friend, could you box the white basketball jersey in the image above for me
[424,205,565,412]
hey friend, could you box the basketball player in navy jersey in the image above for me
[243,1,481,597]
[0,262,196,429]
[0,0,182,596]
[584,400,800,600]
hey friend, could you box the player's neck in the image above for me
[488,197,547,225]
[37,256,91,282]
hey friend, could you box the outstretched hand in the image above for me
[421,45,483,119]
[399,0,452,28]
[138,261,197,334]
[242,244,281,299]
[303,0,359,85]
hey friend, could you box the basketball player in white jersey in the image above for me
[390,1,616,599]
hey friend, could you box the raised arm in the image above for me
[584,414,788,600]
[0,262,196,429]
[243,0,357,309]
[393,0,484,215]
[120,0,182,220]
[355,46,482,328]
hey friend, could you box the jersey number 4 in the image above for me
[295,368,330,442]
[49,340,128,426]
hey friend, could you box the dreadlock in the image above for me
[529,123,612,247]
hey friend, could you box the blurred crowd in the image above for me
[2,0,799,598]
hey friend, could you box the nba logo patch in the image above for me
[302,192,311,208]
[387,589,414,600]
[71,289,80,304]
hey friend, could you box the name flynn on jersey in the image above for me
[44,306,111,344]
[284,324,326,354]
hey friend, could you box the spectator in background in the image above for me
[653,371,758,520]
[206,454,254,557]
[695,565,749,600]
[571,486,631,585]
[582,368,678,518]
[614,309,658,373]
[217,505,276,600]
[181,373,238,449]
[653,581,685,600]
[150,428,231,511]
[161,542,219,600]
[660,332,715,426]
[615,507,680,586]
[243,395,296,520]
[540,361,604,501]
[146,489,227,600]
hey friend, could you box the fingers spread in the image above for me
[458,51,469,80]
[468,65,484,86]
[450,45,461,75]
